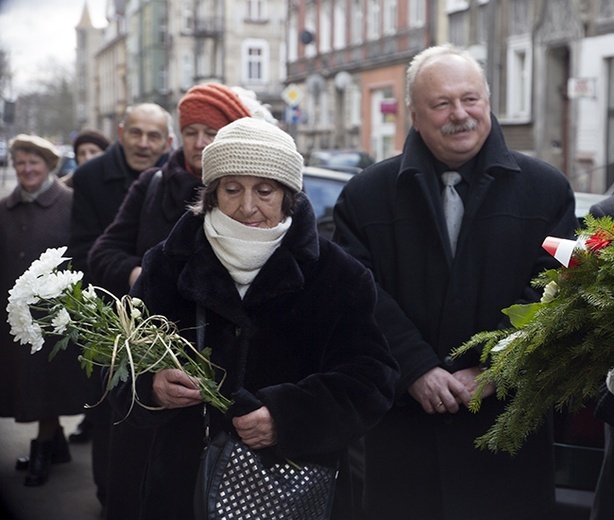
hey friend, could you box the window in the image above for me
[242,39,269,84]
[181,53,194,91]
[383,0,397,34]
[367,0,381,40]
[182,0,193,32]
[305,2,316,58]
[320,0,332,53]
[288,8,298,61]
[333,3,346,49]
[408,0,426,27]
[351,0,364,44]
[506,35,532,120]
[246,0,266,21]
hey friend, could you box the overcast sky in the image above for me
[0,0,106,95]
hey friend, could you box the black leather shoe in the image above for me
[15,456,28,471]
[68,418,93,444]
[16,427,71,471]
[24,439,52,486]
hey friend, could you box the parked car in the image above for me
[53,151,77,179]
[302,166,355,239]
[574,191,610,220]
[304,149,375,174]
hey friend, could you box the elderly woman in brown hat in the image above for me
[0,135,86,486]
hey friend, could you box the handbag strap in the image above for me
[196,306,211,445]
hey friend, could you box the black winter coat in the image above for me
[88,148,201,296]
[110,194,398,520]
[333,116,579,520]
[68,142,144,276]
[0,180,87,420]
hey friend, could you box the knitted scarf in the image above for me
[204,207,291,298]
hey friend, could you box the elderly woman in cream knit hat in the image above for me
[107,115,398,520]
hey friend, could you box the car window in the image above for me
[302,175,346,220]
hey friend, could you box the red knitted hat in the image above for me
[178,84,251,131]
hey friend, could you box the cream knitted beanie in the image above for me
[201,113,303,193]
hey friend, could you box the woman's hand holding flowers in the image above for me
[152,369,203,409]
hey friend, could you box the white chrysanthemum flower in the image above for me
[540,281,559,303]
[37,271,83,299]
[52,308,72,334]
[27,247,70,277]
[131,298,143,307]
[7,299,34,338]
[131,307,142,320]
[9,309,44,353]
[8,271,40,305]
[492,330,524,353]
[82,285,98,301]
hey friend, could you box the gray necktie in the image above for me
[441,171,464,255]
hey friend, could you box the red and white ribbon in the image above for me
[542,236,585,267]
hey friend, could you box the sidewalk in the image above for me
[0,415,101,520]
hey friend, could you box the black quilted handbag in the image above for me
[194,430,338,520]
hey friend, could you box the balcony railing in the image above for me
[194,16,224,37]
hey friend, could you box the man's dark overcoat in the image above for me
[110,194,399,520]
[69,140,167,511]
[333,116,579,520]
[0,179,86,420]
[87,147,201,520]
[69,142,140,274]
[88,147,201,297]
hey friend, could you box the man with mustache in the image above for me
[333,43,578,520]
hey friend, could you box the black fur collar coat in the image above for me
[109,193,398,520]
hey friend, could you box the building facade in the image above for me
[77,0,614,193]
[78,0,287,140]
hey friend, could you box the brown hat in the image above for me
[9,134,60,170]
[73,129,111,156]
[178,84,251,131]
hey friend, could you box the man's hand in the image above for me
[452,366,495,400]
[408,367,472,414]
[129,266,142,288]
[232,406,277,450]
[152,369,203,409]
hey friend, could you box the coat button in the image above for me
[235,327,241,337]
[443,355,454,367]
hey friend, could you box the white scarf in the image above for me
[204,207,292,298]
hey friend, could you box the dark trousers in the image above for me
[591,423,614,520]
[88,399,111,509]
[105,417,155,520]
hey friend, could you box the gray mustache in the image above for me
[441,119,478,135]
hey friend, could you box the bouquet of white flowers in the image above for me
[7,247,232,417]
